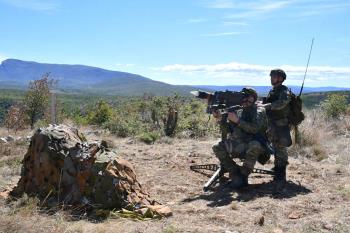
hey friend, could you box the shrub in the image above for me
[68,95,219,139]
[104,119,139,137]
[137,131,160,144]
[4,103,27,133]
[312,145,327,161]
[88,100,113,125]
[321,94,348,118]
[0,98,15,125]
[177,99,218,138]
[24,74,56,128]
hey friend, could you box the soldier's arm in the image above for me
[237,115,259,134]
[265,88,291,111]
[237,108,267,135]
[256,108,268,133]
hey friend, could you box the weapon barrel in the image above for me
[203,167,222,192]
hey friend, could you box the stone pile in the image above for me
[10,124,171,217]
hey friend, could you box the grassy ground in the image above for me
[0,112,349,233]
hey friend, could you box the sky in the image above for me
[0,0,349,87]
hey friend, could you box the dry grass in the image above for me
[290,109,350,165]
[0,141,27,193]
[0,111,349,232]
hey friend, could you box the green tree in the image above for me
[89,100,113,125]
[24,74,54,129]
[321,94,348,118]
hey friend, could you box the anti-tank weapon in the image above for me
[191,90,246,143]
[190,89,274,191]
[190,90,245,114]
[191,90,245,141]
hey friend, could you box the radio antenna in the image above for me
[299,38,314,96]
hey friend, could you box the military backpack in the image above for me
[288,89,305,126]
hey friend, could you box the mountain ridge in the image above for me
[0,59,194,96]
[1,59,349,96]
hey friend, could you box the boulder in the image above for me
[11,125,171,217]
[5,135,15,142]
[0,137,7,144]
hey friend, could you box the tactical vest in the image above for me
[266,85,290,121]
[229,106,260,142]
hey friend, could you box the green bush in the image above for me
[88,100,113,125]
[137,131,160,144]
[66,95,219,139]
[321,94,348,118]
[104,118,141,137]
[177,99,218,138]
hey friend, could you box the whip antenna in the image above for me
[299,38,314,96]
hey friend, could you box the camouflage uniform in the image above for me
[265,85,292,168]
[212,105,268,177]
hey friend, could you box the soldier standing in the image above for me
[212,88,268,188]
[259,69,292,182]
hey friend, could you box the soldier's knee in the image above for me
[275,145,288,156]
[246,141,264,156]
[240,166,253,176]
[212,142,227,158]
[212,142,225,153]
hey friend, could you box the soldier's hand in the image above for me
[257,101,264,107]
[228,112,239,124]
[212,110,222,120]
[257,102,271,110]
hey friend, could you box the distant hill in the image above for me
[302,90,350,108]
[0,59,193,96]
[1,59,349,96]
[194,85,350,95]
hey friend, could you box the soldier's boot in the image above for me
[228,170,248,189]
[273,165,287,182]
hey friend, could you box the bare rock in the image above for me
[10,124,170,216]
[323,222,333,230]
[5,135,15,142]
[255,215,265,226]
[272,229,283,233]
[288,211,303,219]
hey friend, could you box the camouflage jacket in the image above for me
[227,105,267,143]
[265,85,291,122]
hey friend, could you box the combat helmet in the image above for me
[242,87,258,101]
[270,69,287,80]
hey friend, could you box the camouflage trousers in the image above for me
[273,145,288,167]
[212,139,265,176]
[267,118,292,168]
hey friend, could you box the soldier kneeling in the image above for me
[212,88,269,189]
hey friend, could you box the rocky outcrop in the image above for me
[10,125,171,217]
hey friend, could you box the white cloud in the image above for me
[291,1,350,18]
[222,21,248,26]
[224,1,292,19]
[205,0,291,11]
[201,31,246,37]
[187,18,207,23]
[155,62,350,86]
[0,0,60,12]
[206,0,235,9]
[0,54,8,63]
[158,62,350,75]
[205,0,350,21]
[116,63,135,67]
